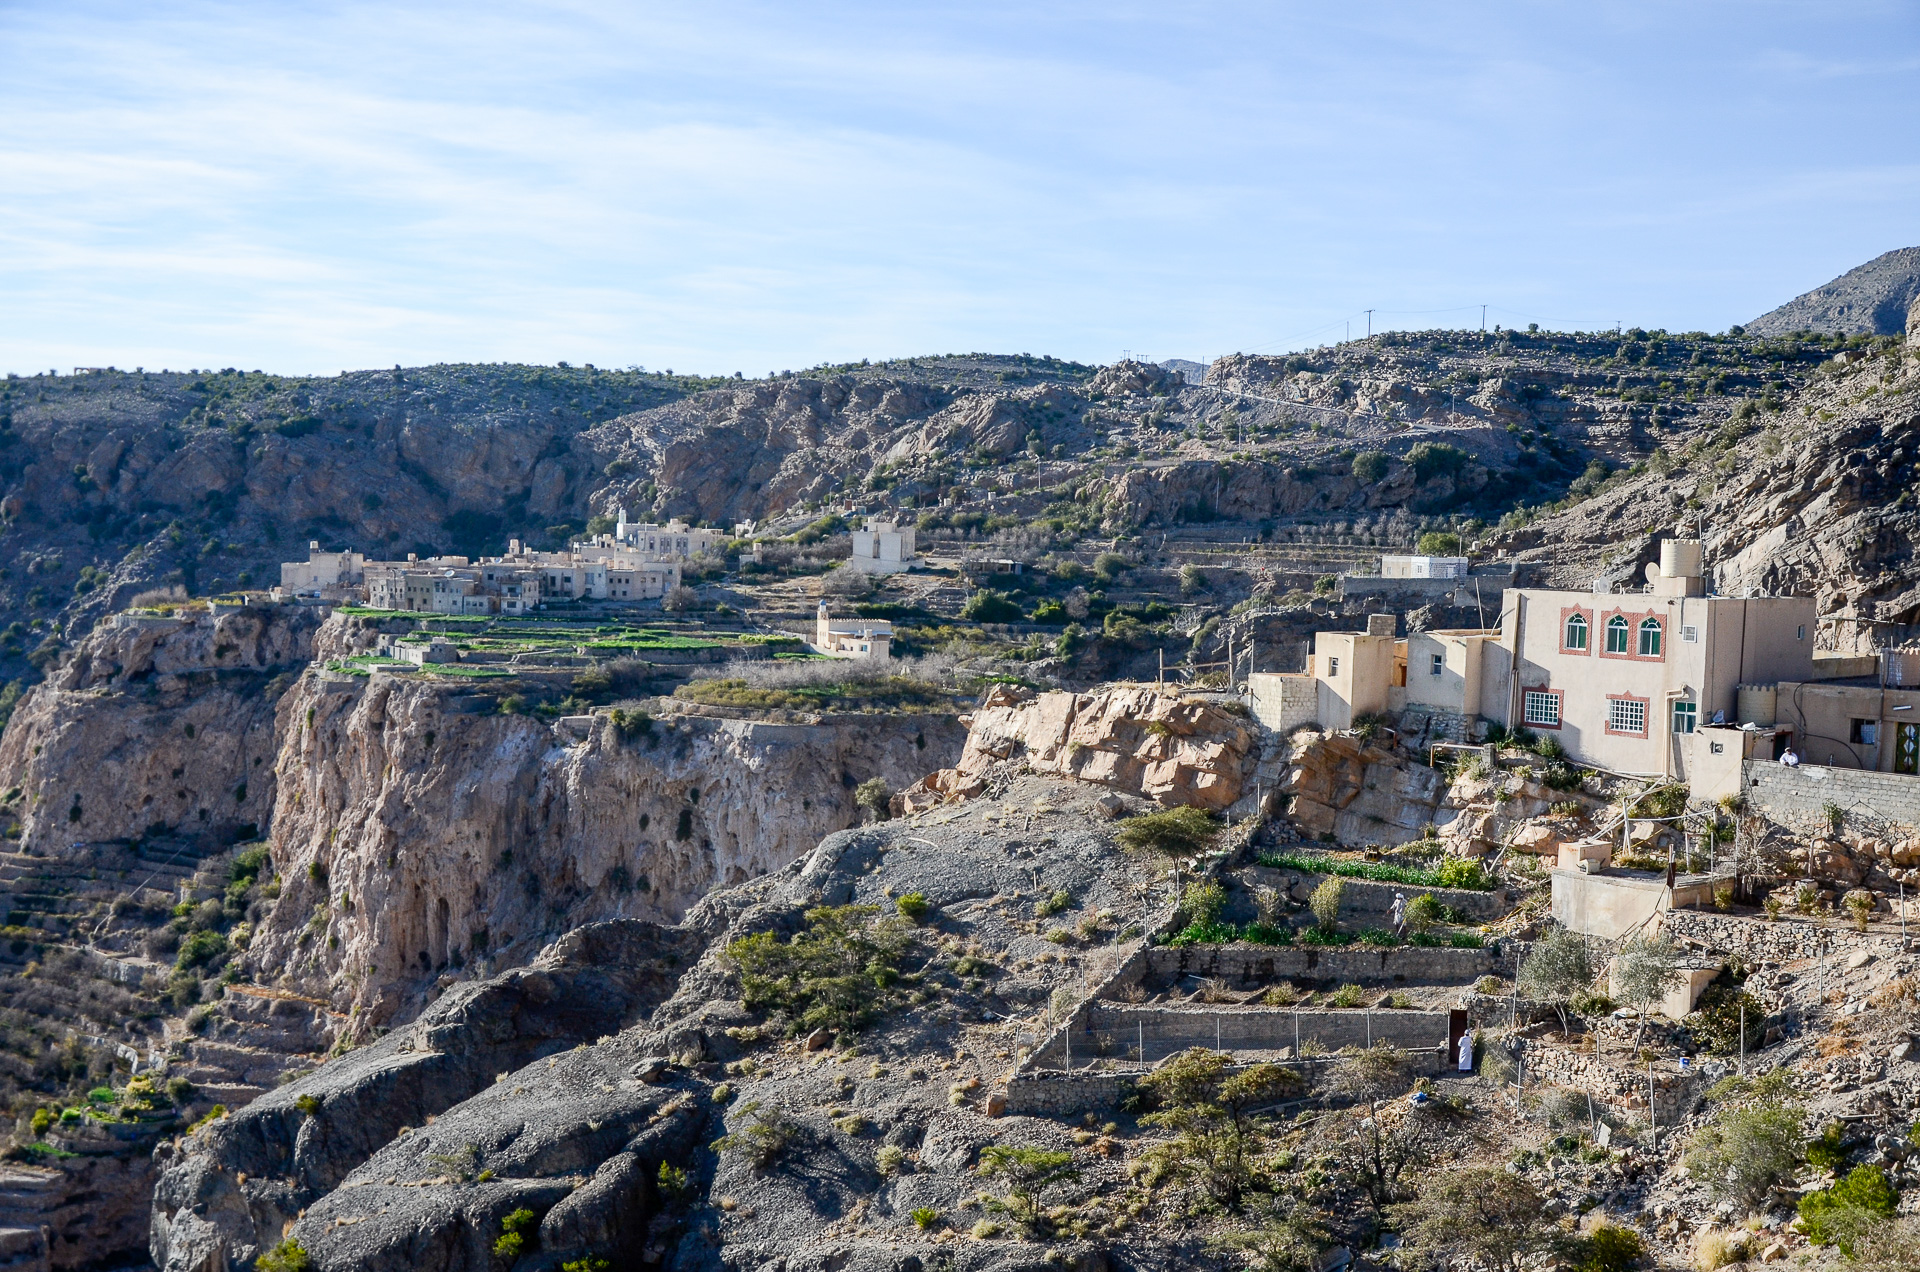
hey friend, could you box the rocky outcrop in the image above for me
[248,669,964,1022]
[899,684,1258,813]
[1279,730,1444,846]
[0,604,322,855]
[151,919,697,1272]
[166,773,1159,1272]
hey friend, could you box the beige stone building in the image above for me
[814,602,892,659]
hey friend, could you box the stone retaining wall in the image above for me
[1513,1040,1705,1124]
[1070,1005,1451,1065]
[1744,760,1920,834]
[1143,943,1505,989]
[1659,909,1903,963]
[1003,1047,1449,1117]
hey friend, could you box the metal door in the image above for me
[1896,722,1919,776]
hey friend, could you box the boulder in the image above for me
[1509,823,1564,856]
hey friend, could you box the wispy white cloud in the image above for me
[0,0,1914,373]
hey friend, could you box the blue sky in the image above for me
[2,1,1916,376]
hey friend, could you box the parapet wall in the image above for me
[1744,760,1920,834]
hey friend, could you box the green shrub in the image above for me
[1328,983,1365,1007]
[1182,880,1227,926]
[1434,859,1490,890]
[1165,919,1237,947]
[494,1207,538,1258]
[255,1241,312,1272]
[294,1093,321,1118]
[1805,1122,1849,1172]
[1309,876,1345,933]
[711,1101,796,1167]
[1241,921,1292,946]
[560,1260,611,1272]
[1403,893,1442,935]
[1035,889,1071,917]
[725,904,915,1034]
[1685,1099,1804,1206]
[960,590,1023,623]
[1118,806,1219,862]
[1356,927,1399,947]
[1572,1222,1644,1272]
[29,1108,49,1136]
[1798,1166,1898,1251]
[893,892,930,922]
[1351,451,1389,483]
[910,1206,940,1230]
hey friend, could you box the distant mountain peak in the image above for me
[1746,245,1920,337]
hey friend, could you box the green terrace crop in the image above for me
[1258,851,1494,891]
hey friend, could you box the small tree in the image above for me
[1415,531,1461,556]
[1402,892,1442,936]
[1117,806,1219,864]
[662,584,700,611]
[975,1145,1079,1233]
[1140,1049,1302,1206]
[1612,932,1684,1045]
[711,1101,796,1168]
[1388,1166,1559,1272]
[1309,876,1345,934]
[1328,1044,1423,1211]
[854,777,892,823]
[1683,1099,1803,1208]
[1209,1199,1328,1272]
[1516,925,1595,1034]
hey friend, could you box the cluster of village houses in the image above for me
[1254,538,1920,795]
[278,510,921,660]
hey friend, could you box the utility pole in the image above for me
[1366,310,1373,339]
[1480,305,1486,333]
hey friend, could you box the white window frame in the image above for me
[1328,656,1339,677]
[1429,652,1444,677]
[1681,625,1699,644]
[1605,615,1630,654]
[1564,613,1589,651]
[1522,690,1561,728]
[1637,617,1663,657]
[1608,697,1647,736]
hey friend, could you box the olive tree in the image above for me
[1612,932,1684,1045]
[1388,1166,1560,1272]
[1516,924,1595,1034]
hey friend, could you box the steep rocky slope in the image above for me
[251,663,964,1025]
[1746,245,1920,337]
[0,604,322,855]
[160,774,1171,1272]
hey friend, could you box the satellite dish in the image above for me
[1644,562,1661,584]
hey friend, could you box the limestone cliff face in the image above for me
[899,683,1258,812]
[249,671,964,1023]
[0,604,322,855]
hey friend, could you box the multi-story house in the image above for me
[1497,540,1814,778]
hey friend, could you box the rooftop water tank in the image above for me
[1661,539,1704,580]
[1736,684,1777,727]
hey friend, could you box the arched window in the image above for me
[1564,613,1589,651]
[1638,617,1663,657]
[1605,615,1630,654]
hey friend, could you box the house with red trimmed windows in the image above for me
[1492,540,1814,779]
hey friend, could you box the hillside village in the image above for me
[0,261,1912,1271]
